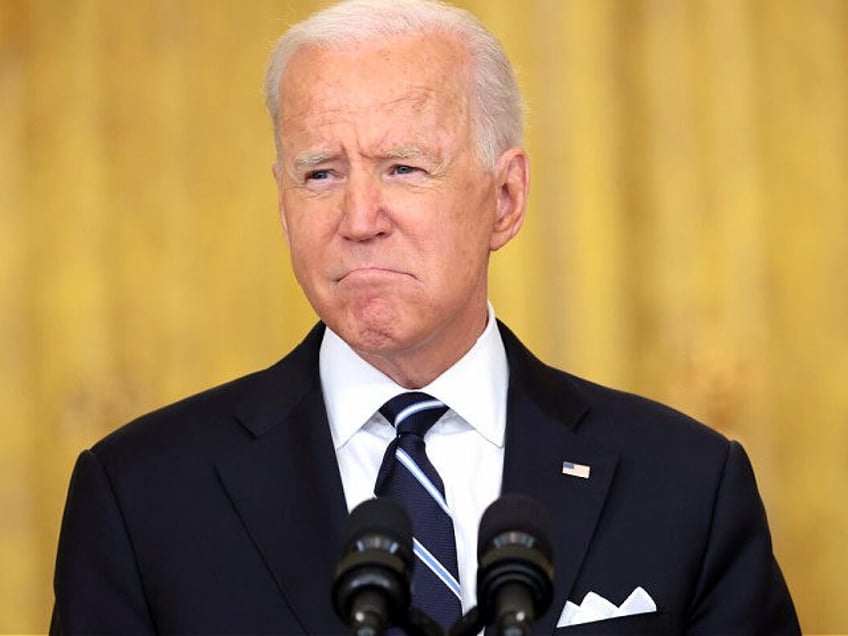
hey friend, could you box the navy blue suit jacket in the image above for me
[51,323,800,634]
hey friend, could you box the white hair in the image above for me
[262,0,524,170]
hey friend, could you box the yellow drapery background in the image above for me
[1,0,846,632]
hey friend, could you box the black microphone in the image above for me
[475,494,554,636]
[332,497,415,636]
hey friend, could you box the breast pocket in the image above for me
[552,610,675,635]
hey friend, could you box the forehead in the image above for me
[277,33,472,145]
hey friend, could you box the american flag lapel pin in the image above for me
[562,460,591,479]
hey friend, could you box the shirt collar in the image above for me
[320,303,508,450]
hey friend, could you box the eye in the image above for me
[391,164,419,176]
[306,169,332,181]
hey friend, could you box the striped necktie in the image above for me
[374,392,462,630]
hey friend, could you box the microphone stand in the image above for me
[345,604,444,636]
[449,605,536,636]
[447,607,485,636]
[399,606,447,636]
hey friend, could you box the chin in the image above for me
[321,293,434,356]
[333,298,400,343]
[337,318,404,356]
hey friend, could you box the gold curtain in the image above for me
[1,0,846,632]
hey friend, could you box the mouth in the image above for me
[334,267,412,283]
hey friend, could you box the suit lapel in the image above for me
[499,323,620,633]
[215,325,350,633]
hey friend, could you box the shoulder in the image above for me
[567,372,728,453]
[90,324,325,471]
[556,371,742,506]
[93,367,266,458]
[499,320,730,463]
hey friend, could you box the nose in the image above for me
[338,169,391,241]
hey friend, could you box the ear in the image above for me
[272,159,292,247]
[489,147,529,252]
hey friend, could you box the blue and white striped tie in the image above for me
[374,392,462,630]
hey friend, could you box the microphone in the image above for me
[474,494,555,636]
[332,498,415,636]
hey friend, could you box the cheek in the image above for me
[282,196,335,246]
[421,222,490,291]
[439,193,496,254]
[283,215,323,278]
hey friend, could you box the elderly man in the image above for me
[51,0,800,634]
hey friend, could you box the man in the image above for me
[51,0,800,633]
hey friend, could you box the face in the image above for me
[274,33,528,386]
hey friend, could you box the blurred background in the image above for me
[1,0,846,632]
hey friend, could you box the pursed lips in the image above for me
[333,266,414,283]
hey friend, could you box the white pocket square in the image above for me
[557,586,657,627]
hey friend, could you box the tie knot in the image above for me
[379,391,448,437]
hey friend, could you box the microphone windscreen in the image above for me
[477,493,553,560]
[343,497,413,551]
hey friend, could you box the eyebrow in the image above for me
[385,146,445,171]
[292,151,336,172]
[291,146,446,172]
[385,146,425,160]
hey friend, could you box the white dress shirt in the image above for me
[319,303,508,612]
